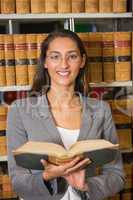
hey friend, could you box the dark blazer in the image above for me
[6,94,125,200]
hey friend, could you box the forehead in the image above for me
[48,37,79,51]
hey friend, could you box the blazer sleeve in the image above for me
[85,101,125,200]
[6,101,56,199]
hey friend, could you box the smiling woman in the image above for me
[44,37,86,90]
[6,29,125,200]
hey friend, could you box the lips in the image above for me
[57,71,70,76]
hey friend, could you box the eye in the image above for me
[69,54,78,60]
[50,54,60,60]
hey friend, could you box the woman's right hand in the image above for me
[41,156,90,181]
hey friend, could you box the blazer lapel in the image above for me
[78,97,93,141]
[35,94,64,146]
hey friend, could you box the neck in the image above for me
[47,86,81,109]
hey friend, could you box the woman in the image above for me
[7,29,125,200]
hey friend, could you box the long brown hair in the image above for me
[31,29,89,96]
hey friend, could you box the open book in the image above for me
[13,139,119,170]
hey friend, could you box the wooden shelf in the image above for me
[0,82,132,91]
[0,155,8,162]
[121,148,133,154]
[89,81,132,88]
[0,85,31,92]
[0,12,132,20]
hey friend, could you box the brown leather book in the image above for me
[13,139,118,170]
[85,0,99,13]
[4,35,16,86]
[13,34,28,86]
[16,0,30,14]
[26,34,37,86]
[1,0,15,14]
[99,0,113,13]
[45,0,58,13]
[31,0,45,13]
[0,35,6,87]
[58,0,71,13]
[72,0,85,13]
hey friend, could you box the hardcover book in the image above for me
[13,139,119,170]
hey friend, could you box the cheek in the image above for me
[44,63,56,73]
[72,63,82,74]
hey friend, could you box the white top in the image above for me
[57,126,81,200]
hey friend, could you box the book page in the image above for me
[13,141,68,158]
[68,139,119,157]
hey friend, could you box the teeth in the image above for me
[57,71,69,76]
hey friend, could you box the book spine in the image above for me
[0,105,7,132]
[114,32,131,81]
[113,0,127,13]
[72,0,85,13]
[1,175,16,198]
[0,35,6,87]
[99,0,113,13]
[0,136,7,155]
[37,33,48,58]
[31,0,45,14]
[88,33,103,82]
[127,0,133,12]
[1,0,15,14]
[85,0,99,13]
[45,0,58,13]
[116,129,132,150]
[4,34,16,86]
[14,34,28,86]
[102,32,115,82]
[16,0,30,14]
[26,34,37,86]
[58,0,71,13]
[123,164,133,192]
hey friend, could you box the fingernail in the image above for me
[40,159,44,163]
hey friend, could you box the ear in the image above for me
[44,63,48,69]
[80,54,86,69]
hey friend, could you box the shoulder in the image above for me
[8,95,47,114]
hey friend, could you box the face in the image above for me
[44,37,86,89]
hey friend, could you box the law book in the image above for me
[113,0,127,13]
[72,0,85,13]
[88,33,103,83]
[13,34,28,86]
[45,0,57,13]
[16,0,30,14]
[102,32,115,82]
[58,0,71,13]
[26,34,37,86]
[0,34,6,87]
[114,32,131,81]
[13,139,119,170]
[31,0,45,14]
[1,0,15,14]
[85,0,99,13]
[4,34,16,86]
[99,0,113,13]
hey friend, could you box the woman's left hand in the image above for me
[63,169,89,191]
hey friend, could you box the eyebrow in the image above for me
[48,50,79,54]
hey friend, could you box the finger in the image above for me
[65,158,90,174]
[62,156,81,171]
[40,159,48,168]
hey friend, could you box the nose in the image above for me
[60,56,69,69]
